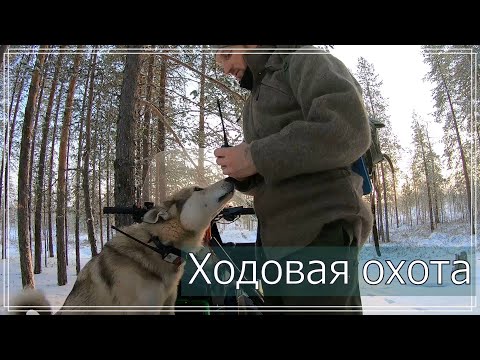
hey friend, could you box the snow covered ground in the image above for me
[357,222,478,314]
[1,220,478,315]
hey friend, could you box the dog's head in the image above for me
[142,179,235,250]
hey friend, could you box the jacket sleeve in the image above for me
[249,51,371,185]
[229,173,264,197]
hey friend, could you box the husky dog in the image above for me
[11,179,235,315]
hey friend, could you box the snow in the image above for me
[1,220,478,315]
[357,221,478,314]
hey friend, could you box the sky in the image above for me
[329,45,445,178]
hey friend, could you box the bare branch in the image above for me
[161,53,246,104]
[138,98,199,173]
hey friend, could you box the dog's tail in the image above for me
[10,288,53,315]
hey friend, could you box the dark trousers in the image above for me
[256,219,363,315]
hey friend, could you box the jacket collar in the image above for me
[242,45,303,89]
[244,45,275,86]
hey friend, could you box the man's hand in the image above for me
[214,142,257,180]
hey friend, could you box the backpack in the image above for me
[351,117,385,256]
[351,117,385,195]
[278,52,385,195]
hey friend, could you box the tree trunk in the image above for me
[1,54,26,253]
[17,50,46,288]
[438,65,473,234]
[83,51,98,257]
[419,136,435,232]
[198,52,206,186]
[408,182,413,227]
[426,132,441,225]
[2,54,31,259]
[56,50,83,286]
[35,51,64,274]
[65,116,72,267]
[43,194,47,267]
[383,154,399,228]
[413,176,419,225]
[31,53,49,273]
[106,137,111,243]
[74,51,92,274]
[47,80,64,258]
[142,55,154,201]
[440,193,445,223]
[156,56,167,200]
[94,86,104,248]
[370,171,380,246]
[134,92,142,206]
[380,162,390,242]
[374,168,384,242]
[453,194,457,221]
[98,139,104,250]
[114,53,140,227]
[90,108,98,231]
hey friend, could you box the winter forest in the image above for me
[0,45,478,303]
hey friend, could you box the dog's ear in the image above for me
[143,205,172,224]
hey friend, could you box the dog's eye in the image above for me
[193,187,203,192]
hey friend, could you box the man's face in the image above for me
[215,46,248,82]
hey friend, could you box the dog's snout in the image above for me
[215,178,235,203]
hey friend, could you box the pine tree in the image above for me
[114,52,140,227]
[17,48,47,288]
[83,49,98,257]
[34,50,64,274]
[355,57,401,241]
[56,49,83,286]
[2,54,32,259]
[411,112,435,231]
[422,46,474,233]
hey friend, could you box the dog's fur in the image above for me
[11,179,235,315]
